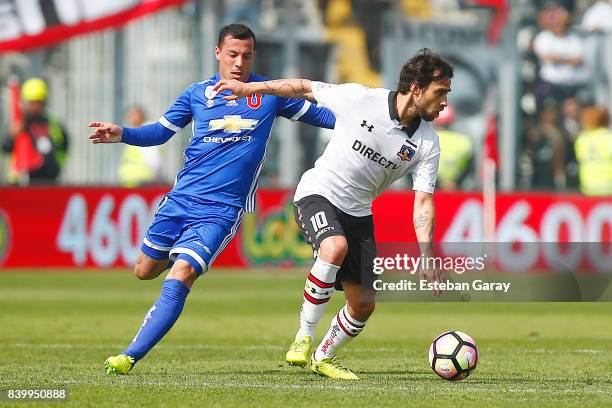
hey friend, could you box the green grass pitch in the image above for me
[1,269,611,407]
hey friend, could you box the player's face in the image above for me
[414,77,451,122]
[25,100,45,117]
[215,36,256,82]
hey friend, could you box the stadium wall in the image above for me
[0,188,610,270]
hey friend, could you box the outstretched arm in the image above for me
[89,82,194,146]
[88,121,174,146]
[213,78,316,102]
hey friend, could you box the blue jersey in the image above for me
[157,73,335,212]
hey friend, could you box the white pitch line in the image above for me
[531,348,605,354]
[48,379,404,391]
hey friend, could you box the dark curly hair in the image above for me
[218,23,256,49]
[397,49,453,94]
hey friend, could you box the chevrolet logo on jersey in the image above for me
[203,135,253,143]
[209,115,258,133]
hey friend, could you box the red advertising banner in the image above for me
[0,0,189,53]
[0,187,610,269]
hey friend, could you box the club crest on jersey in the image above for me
[205,86,216,100]
[397,144,416,161]
[209,115,258,133]
[246,94,262,109]
[205,86,216,108]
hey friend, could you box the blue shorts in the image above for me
[141,194,244,275]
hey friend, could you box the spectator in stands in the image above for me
[561,96,581,189]
[522,99,567,190]
[118,106,164,187]
[574,105,612,196]
[533,4,588,105]
[561,96,581,138]
[581,0,612,33]
[432,105,474,190]
[1,78,69,185]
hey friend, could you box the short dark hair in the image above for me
[397,49,453,94]
[217,23,256,49]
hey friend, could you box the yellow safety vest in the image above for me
[48,116,67,166]
[574,128,612,196]
[437,129,473,184]
[119,146,156,187]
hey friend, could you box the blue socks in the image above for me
[123,279,190,362]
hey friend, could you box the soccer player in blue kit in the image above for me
[89,24,335,375]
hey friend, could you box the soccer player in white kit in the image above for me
[214,49,453,379]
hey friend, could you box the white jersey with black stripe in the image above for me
[294,81,441,217]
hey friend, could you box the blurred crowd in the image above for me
[517,0,612,194]
[2,0,610,195]
[220,0,612,195]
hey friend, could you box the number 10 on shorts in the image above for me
[310,211,328,232]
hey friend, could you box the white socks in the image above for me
[295,258,339,339]
[295,259,369,360]
[314,304,367,361]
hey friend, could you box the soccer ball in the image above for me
[428,330,478,381]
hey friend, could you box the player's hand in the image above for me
[212,79,252,101]
[419,267,444,297]
[88,121,123,144]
